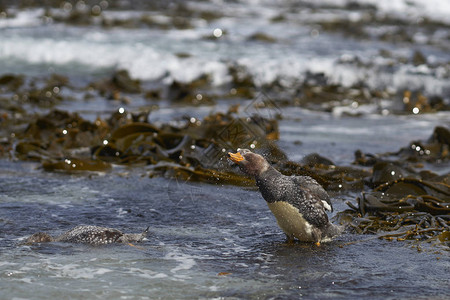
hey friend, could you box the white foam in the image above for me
[0,33,229,84]
[126,267,168,279]
[0,9,43,28]
[0,3,448,94]
[360,0,450,24]
[52,263,113,279]
[164,251,196,275]
[250,0,450,24]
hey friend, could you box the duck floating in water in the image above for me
[24,225,149,246]
[228,149,342,245]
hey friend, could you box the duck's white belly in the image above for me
[267,201,315,242]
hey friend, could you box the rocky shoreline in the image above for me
[0,0,448,248]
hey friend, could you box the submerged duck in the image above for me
[228,149,342,245]
[24,225,149,246]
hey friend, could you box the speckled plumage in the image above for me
[228,149,342,243]
[256,168,331,229]
[24,225,149,246]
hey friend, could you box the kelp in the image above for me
[1,68,448,246]
[43,158,111,172]
[338,127,450,246]
[5,104,282,186]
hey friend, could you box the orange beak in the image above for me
[227,152,244,163]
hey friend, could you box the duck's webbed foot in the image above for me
[312,229,322,246]
[284,235,295,244]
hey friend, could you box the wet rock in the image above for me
[392,126,449,163]
[0,74,24,91]
[112,70,141,93]
[270,14,286,23]
[166,75,214,105]
[412,50,427,66]
[371,161,417,187]
[428,126,450,146]
[301,153,335,167]
[226,64,256,99]
[25,88,61,107]
[90,70,141,98]
[316,17,369,39]
[144,89,161,100]
[15,141,51,161]
[357,126,449,174]
[292,72,375,111]
[247,32,277,43]
[353,150,378,166]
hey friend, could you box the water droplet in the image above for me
[53,86,60,93]
[45,91,52,98]
[190,145,196,150]
[62,129,68,135]
[63,2,73,12]
[196,94,203,101]
[412,107,420,114]
[76,1,86,11]
[391,171,395,176]
[91,5,101,15]
[118,107,125,114]
[213,28,223,38]
[190,117,196,123]
[250,144,255,149]
[99,0,108,9]
[103,140,108,145]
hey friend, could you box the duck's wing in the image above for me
[292,176,333,212]
[57,225,124,245]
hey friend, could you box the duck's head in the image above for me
[227,148,269,176]
[24,232,53,244]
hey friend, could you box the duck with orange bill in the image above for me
[227,149,342,245]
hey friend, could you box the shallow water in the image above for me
[1,160,448,299]
[0,0,449,298]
